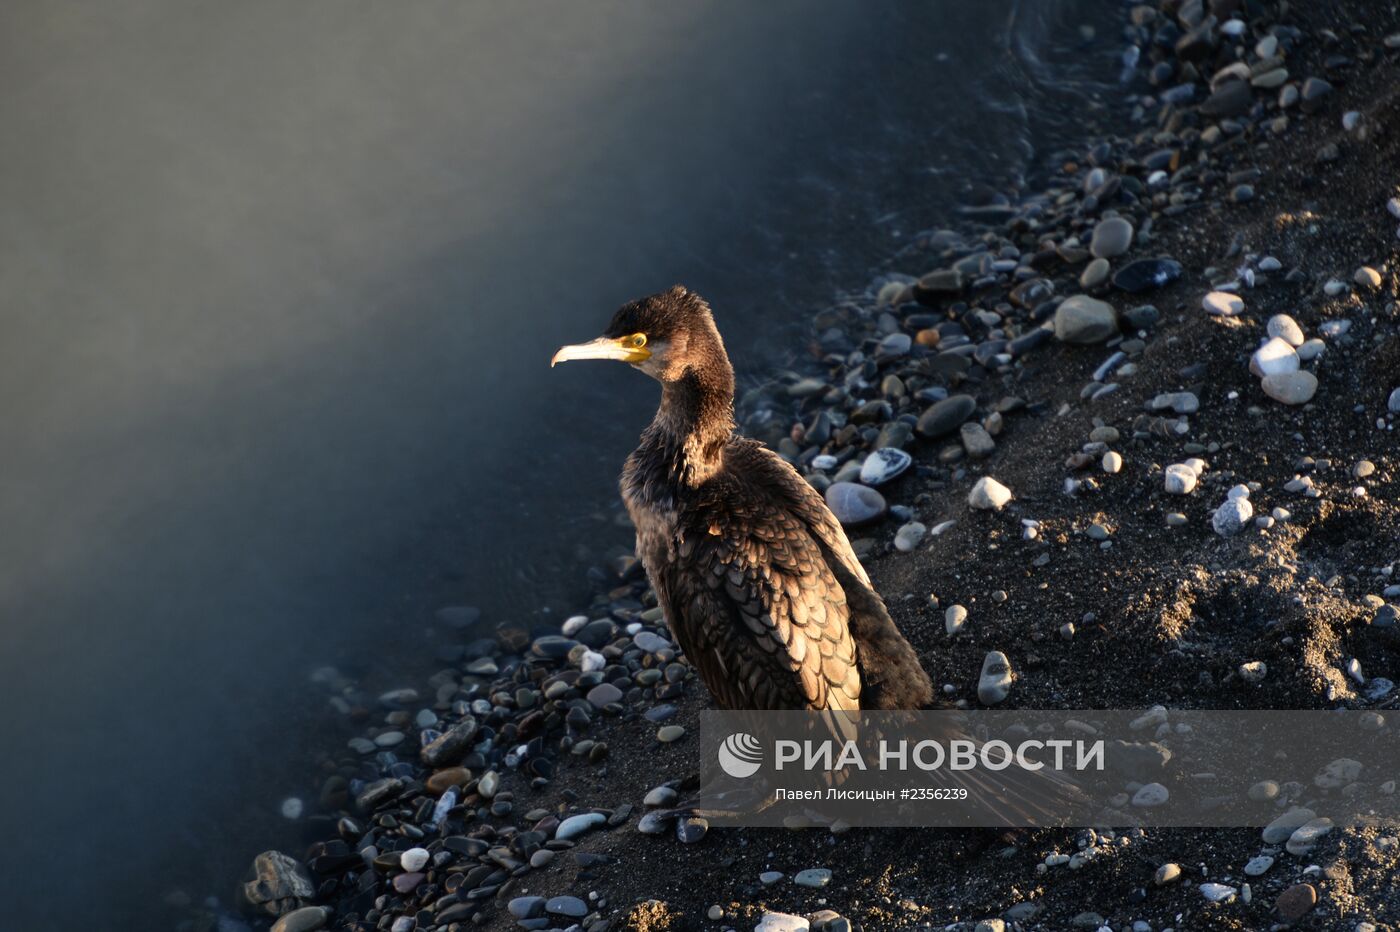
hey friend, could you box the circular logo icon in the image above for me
[717,732,763,778]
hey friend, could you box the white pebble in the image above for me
[400,847,430,872]
[968,476,1013,510]
[1202,291,1244,316]
[1164,463,1198,495]
[1102,451,1123,474]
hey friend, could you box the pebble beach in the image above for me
[203,2,1400,930]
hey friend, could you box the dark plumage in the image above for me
[556,285,934,713]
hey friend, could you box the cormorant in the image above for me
[552,285,933,713]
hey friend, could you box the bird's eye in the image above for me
[630,333,647,348]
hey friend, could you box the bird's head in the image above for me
[551,284,723,383]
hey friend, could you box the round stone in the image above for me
[644,785,678,807]
[1053,294,1120,344]
[859,448,912,486]
[1388,387,1400,413]
[1250,337,1300,377]
[1212,497,1253,537]
[1153,863,1182,885]
[585,683,623,708]
[945,604,968,636]
[795,868,832,888]
[755,914,810,932]
[1090,216,1134,258]
[1262,370,1318,405]
[968,476,1012,510]
[399,847,430,872]
[917,394,977,438]
[656,725,686,743]
[825,482,887,526]
[1202,291,1244,316]
[1164,464,1198,495]
[894,522,926,552]
[1267,314,1305,346]
[1275,884,1318,922]
[978,650,1013,705]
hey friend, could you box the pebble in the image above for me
[755,914,810,932]
[1112,257,1182,293]
[1275,883,1318,922]
[825,482,887,526]
[546,895,588,918]
[508,897,546,920]
[1213,496,1253,536]
[1132,783,1169,807]
[586,683,624,708]
[1202,291,1244,316]
[917,394,977,438]
[1267,314,1305,347]
[859,448,911,486]
[656,725,686,743]
[1090,216,1134,259]
[1154,863,1182,885]
[1251,337,1300,377]
[676,816,708,844]
[1387,386,1400,413]
[945,604,968,636]
[1080,257,1110,289]
[1355,266,1382,289]
[1053,294,1120,344]
[1201,883,1237,903]
[1244,855,1275,877]
[759,871,785,886]
[1238,661,1268,684]
[1262,370,1318,405]
[1102,451,1122,474]
[399,847,430,871]
[978,651,1013,705]
[795,868,833,888]
[968,477,1012,511]
[644,785,677,807]
[1262,808,1316,844]
[894,522,926,552]
[1164,463,1198,495]
[555,812,606,841]
[271,908,330,932]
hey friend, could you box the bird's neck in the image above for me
[646,363,735,488]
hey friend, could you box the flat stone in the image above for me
[271,907,330,932]
[555,812,606,841]
[859,447,911,486]
[586,683,624,708]
[644,785,678,807]
[508,897,546,920]
[546,895,589,918]
[1262,808,1316,844]
[1202,291,1244,316]
[1355,267,1383,289]
[1112,257,1182,294]
[1200,883,1237,903]
[960,422,995,458]
[755,914,810,932]
[968,477,1012,511]
[1080,257,1110,289]
[1054,295,1119,344]
[825,482,887,526]
[795,868,832,888]
[917,394,977,438]
[1244,855,1274,877]
[1090,217,1134,259]
[1154,863,1182,885]
[1262,370,1318,405]
[978,650,1013,705]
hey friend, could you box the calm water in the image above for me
[0,1,1118,926]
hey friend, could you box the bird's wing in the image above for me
[747,445,873,589]
[663,493,862,712]
[741,443,934,710]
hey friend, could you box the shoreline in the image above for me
[209,2,1400,931]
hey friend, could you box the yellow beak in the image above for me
[551,336,650,367]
